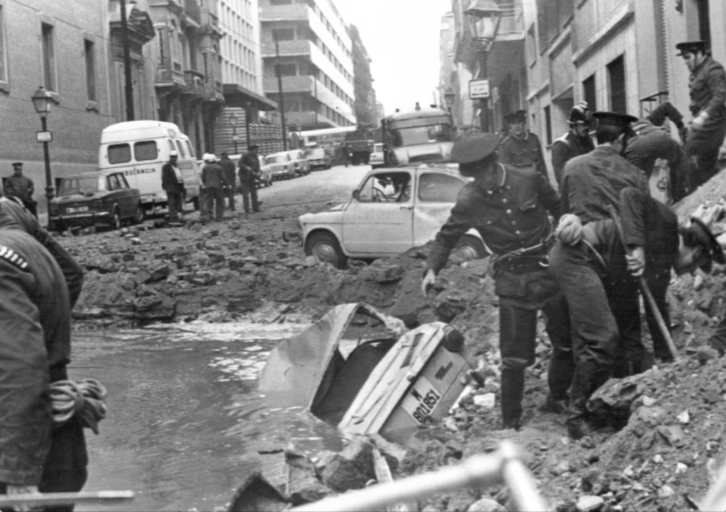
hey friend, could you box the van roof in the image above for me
[101,120,185,142]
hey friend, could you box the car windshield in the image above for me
[390,124,454,147]
[59,176,100,196]
[304,149,325,158]
[265,155,285,164]
[373,143,383,152]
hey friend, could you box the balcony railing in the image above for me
[183,69,205,96]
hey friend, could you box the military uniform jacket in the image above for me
[219,157,237,188]
[561,145,649,224]
[0,229,72,485]
[427,165,560,309]
[689,56,726,121]
[238,152,261,183]
[4,174,34,202]
[551,130,595,186]
[498,132,548,179]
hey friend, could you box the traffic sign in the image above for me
[469,79,490,99]
[36,131,53,143]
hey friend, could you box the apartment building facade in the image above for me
[0,0,117,210]
[259,0,356,130]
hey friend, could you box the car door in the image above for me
[341,170,414,256]
[105,174,125,217]
[117,173,136,217]
[412,171,468,246]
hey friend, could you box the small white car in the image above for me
[263,152,295,180]
[286,149,311,176]
[370,143,385,169]
[299,165,487,268]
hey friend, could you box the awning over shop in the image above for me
[223,84,278,111]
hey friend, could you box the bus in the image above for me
[292,126,357,149]
[381,107,455,167]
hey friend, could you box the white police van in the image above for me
[98,121,201,211]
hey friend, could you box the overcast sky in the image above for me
[335,0,451,116]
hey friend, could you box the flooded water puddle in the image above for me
[72,322,345,512]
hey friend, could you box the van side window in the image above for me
[175,140,186,158]
[107,174,121,190]
[108,144,132,164]
[168,140,175,154]
[134,141,157,162]
[185,140,195,159]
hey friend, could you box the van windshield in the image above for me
[59,176,100,197]
[390,124,454,147]
[135,141,158,161]
[108,144,132,164]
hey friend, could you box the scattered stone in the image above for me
[130,237,142,245]
[473,393,496,410]
[657,485,675,498]
[467,498,507,512]
[576,495,603,512]
[676,462,688,474]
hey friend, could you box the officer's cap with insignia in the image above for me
[11,162,22,168]
[503,110,527,125]
[592,111,638,133]
[676,41,709,56]
[452,133,500,177]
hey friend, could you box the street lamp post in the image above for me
[32,85,54,227]
[464,0,502,133]
[244,102,252,150]
[228,112,239,154]
[444,88,456,120]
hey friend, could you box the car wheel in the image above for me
[453,235,487,262]
[132,204,145,224]
[305,232,347,268]
[110,207,122,230]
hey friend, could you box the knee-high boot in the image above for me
[501,368,525,430]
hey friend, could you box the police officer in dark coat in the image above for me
[677,41,726,191]
[551,103,595,188]
[219,152,237,212]
[498,110,549,182]
[161,151,186,221]
[552,186,723,438]
[0,227,88,509]
[422,133,568,430]
[238,145,261,214]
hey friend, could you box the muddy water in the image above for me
[71,324,345,512]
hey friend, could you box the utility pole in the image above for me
[275,39,288,151]
[120,0,135,121]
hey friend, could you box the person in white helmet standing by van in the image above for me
[161,150,186,222]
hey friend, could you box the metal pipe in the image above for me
[0,491,134,508]
[275,39,288,151]
[120,0,134,121]
[499,442,548,512]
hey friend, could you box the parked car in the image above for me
[299,165,487,268]
[262,152,295,180]
[370,143,385,169]
[303,145,332,171]
[286,149,311,176]
[49,171,144,231]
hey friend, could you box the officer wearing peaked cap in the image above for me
[498,109,549,183]
[552,102,595,188]
[422,133,569,430]
[676,40,726,193]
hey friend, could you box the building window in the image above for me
[272,28,295,41]
[0,4,7,84]
[84,39,97,101]
[608,56,626,113]
[583,74,596,111]
[544,105,552,145]
[41,23,57,91]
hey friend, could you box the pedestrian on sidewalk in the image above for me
[498,109,549,182]
[4,162,37,217]
[552,186,723,437]
[677,41,726,192]
[219,152,237,212]
[201,153,226,222]
[238,145,261,214]
[551,102,595,189]
[161,151,186,222]
[0,227,89,510]
[421,133,567,431]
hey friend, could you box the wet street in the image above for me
[71,323,344,512]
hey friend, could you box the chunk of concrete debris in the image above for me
[677,410,690,424]
[657,485,675,498]
[576,495,604,512]
[467,497,507,512]
[473,393,496,410]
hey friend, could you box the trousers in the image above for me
[240,181,259,213]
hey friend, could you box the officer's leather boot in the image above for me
[626,359,643,377]
[546,353,575,413]
[500,368,525,430]
[565,362,598,440]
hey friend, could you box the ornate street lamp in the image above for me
[228,112,239,154]
[32,85,54,226]
[464,0,502,132]
[444,88,456,111]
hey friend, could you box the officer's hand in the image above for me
[626,246,646,277]
[421,269,437,296]
[6,484,41,512]
[555,214,583,246]
[692,114,707,130]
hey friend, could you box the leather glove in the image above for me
[555,214,583,246]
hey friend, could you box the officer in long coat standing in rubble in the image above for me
[677,41,726,192]
[421,133,568,430]
[498,110,549,181]
[551,103,595,188]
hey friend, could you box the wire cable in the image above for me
[49,379,107,435]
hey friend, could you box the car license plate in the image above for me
[401,376,442,424]
[66,206,89,213]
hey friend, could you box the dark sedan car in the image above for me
[49,171,144,231]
